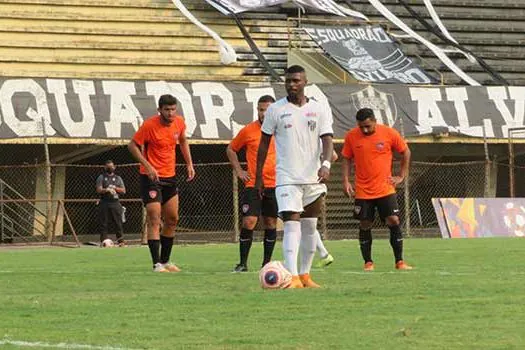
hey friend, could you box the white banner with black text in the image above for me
[0,78,523,140]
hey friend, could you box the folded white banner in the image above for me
[172,0,237,64]
[205,0,368,20]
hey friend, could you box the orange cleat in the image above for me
[162,262,181,272]
[153,263,169,273]
[286,275,304,289]
[395,260,413,270]
[299,273,321,288]
[363,262,375,271]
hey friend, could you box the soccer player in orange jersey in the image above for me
[227,95,278,272]
[128,94,195,273]
[341,108,412,271]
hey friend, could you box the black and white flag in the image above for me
[205,0,367,19]
[205,0,286,13]
[304,24,437,84]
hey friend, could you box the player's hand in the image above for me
[342,181,355,198]
[389,176,404,187]
[237,170,250,183]
[145,164,159,182]
[187,165,195,182]
[317,166,330,183]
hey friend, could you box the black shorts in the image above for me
[354,194,400,222]
[140,175,178,205]
[241,187,278,218]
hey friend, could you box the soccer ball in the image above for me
[259,261,292,289]
[101,239,114,248]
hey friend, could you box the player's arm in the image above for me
[227,132,249,182]
[318,103,334,182]
[389,129,411,186]
[390,146,411,186]
[318,134,334,182]
[178,131,195,181]
[341,134,355,198]
[128,140,158,181]
[331,150,338,163]
[255,132,271,192]
[257,104,276,194]
[341,157,355,198]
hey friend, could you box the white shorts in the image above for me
[275,184,327,213]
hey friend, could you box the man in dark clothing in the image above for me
[96,160,126,247]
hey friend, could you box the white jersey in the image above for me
[261,97,333,186]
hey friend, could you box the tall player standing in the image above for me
[227,95,278,272]
[128,94,195,273]
[256,65,334,289]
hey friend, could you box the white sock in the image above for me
[283,221,301,276]
[315,230,329,259]
[299,218,317,275]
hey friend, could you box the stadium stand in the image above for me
[0,0,522,243]
[0,0,288,82]
[0,0,522,84]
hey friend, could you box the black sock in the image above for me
[160,235,174,264]
[147,239,160,266]
[359,228,373,263]
[262,229,277,266]
[389,225,404,263]
[239,228,253,266]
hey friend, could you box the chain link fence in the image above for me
[1,141,525,245]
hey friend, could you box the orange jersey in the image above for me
[230,120,276,188]
[132,115,186,178]
[341,124,408,199]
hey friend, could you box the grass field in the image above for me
[1,238,524,350]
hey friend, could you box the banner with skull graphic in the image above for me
[304,24,438,84]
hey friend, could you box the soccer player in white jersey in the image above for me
[255,65,334,288]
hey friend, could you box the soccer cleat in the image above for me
[232,264,248,273]
[118,240,127,247]
[363,261,375,271]
[286,276,304,289]
[317,254,334,268]
[153,263,169,273]
[162,262,181,272]
[395,260,413,270]
[299,273,321,288]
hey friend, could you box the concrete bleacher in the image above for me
[1,0,521,85]
[0,0,290,82]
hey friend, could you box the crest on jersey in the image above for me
[351,85,398,126]
[375,141,385,151]
[308,120,317,132]
[149,190,157,199]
